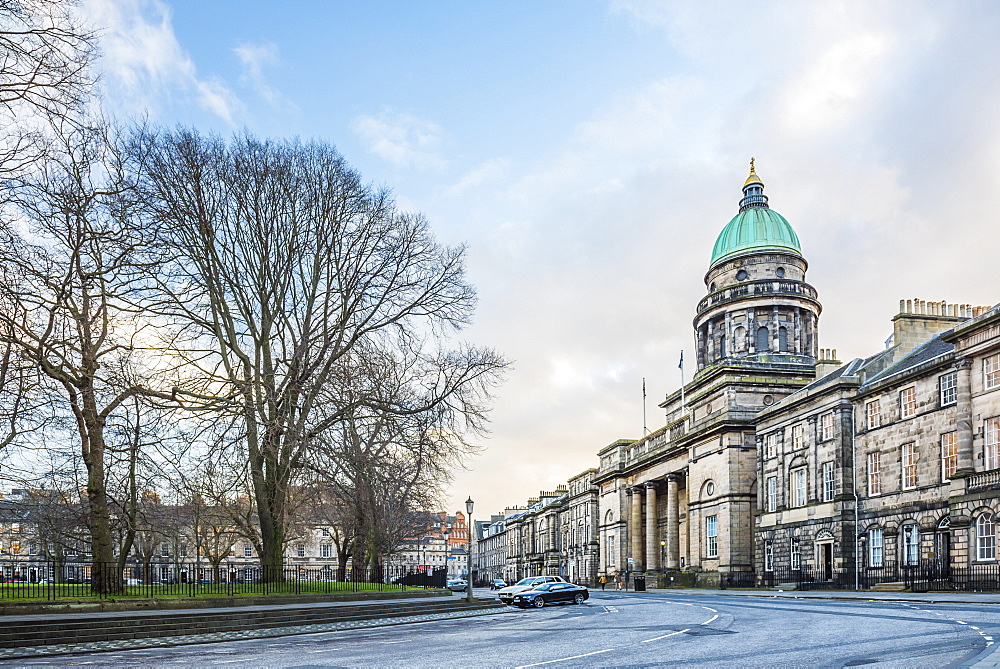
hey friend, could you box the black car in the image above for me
[510,582,589,608]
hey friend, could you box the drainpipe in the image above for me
[851,403,860,591]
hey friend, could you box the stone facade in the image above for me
[755,301,999,584]
[482,166,1000,589]
[559,469,599,585]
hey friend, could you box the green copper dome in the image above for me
[710,207,801,266]
[710,162,801,267]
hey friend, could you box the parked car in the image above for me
[490,579,507,590]
[497,576,566,604]
[446,579,468,592]
[511,582,589,608]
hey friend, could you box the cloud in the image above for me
[234,41,296,112]
[444,158,509,197]
[352,108,447,170]
[446,2,1000,516]
[82,0,242,123]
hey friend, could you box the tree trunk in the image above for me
[81,421,120,595]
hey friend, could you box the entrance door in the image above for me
[936,532,951,575]
[822,544,833,581]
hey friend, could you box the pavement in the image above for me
[0,594,505,662]
[639,586,1000,605]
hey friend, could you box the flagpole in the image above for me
[679,351,686,419]
[642,377,648,436]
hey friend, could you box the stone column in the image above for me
[956,358,975,476]
[665,474,681,569]
[630,486,644,571]
[645,481,659,572]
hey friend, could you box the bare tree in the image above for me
[133,128,507,579]
[0,0,97,176]
[0,119,172,593]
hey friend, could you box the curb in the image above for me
[629,588,1000,606]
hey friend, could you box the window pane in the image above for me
[987,418,1000,471]
[870,528,883,567]
[900,387,916,418]
[902,443,917,489]
[940,372,957,406]
[986,354,1000,391]
[942,432,959,480]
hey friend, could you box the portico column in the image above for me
[956,358,975,476]
[630,486,644,571]
[645,481,659,572]
[666,473,681,569]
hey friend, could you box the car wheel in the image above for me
[573,593,586,605]
[532,596,545,608]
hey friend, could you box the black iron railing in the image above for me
[0,559,447,600]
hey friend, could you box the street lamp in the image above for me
[465,496,474,602]
[443,527,450,581]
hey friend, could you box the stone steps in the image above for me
[868,582,908,592]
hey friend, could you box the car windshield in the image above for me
[532,583,554,591]
[515,578,535,586]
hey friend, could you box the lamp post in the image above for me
[465,496,474,602]
[443,528,450,582]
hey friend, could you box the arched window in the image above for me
[779,327,789,352]
[734,326,746,352]
[977,513,996,561]
[756,327,770,352]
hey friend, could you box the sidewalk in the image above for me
[639,586,1000,605]
[0,593,506,661]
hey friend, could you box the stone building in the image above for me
[473,516,506,584]
[487,163,999,589]
[558,469,600,585]
[755,300,998,585]
[594,163,820,584]
[503,488,565,581]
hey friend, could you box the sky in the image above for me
[81,0,1000,522]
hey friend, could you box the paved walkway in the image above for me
[0,596,506,661]
[638,586,1000,605]
[0,593,460,623]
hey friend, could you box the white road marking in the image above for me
[515,648,616,668]
[702,614,719,625]
[380,640,407,644]
[212,661,243,665]
[306,649,339,653]
[703,607,718,613]
[957,621,968,625]
[602,605,619,613]
[972,626,980,630]
[641,629,690,643]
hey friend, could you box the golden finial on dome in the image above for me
[743,157,762,187]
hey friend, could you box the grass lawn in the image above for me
[0,581,423,601]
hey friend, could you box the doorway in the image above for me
[816,540,833,581]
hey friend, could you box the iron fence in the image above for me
[759,565,850,590]
[0,559,447,600]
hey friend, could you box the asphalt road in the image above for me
[8,589,1000,667]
